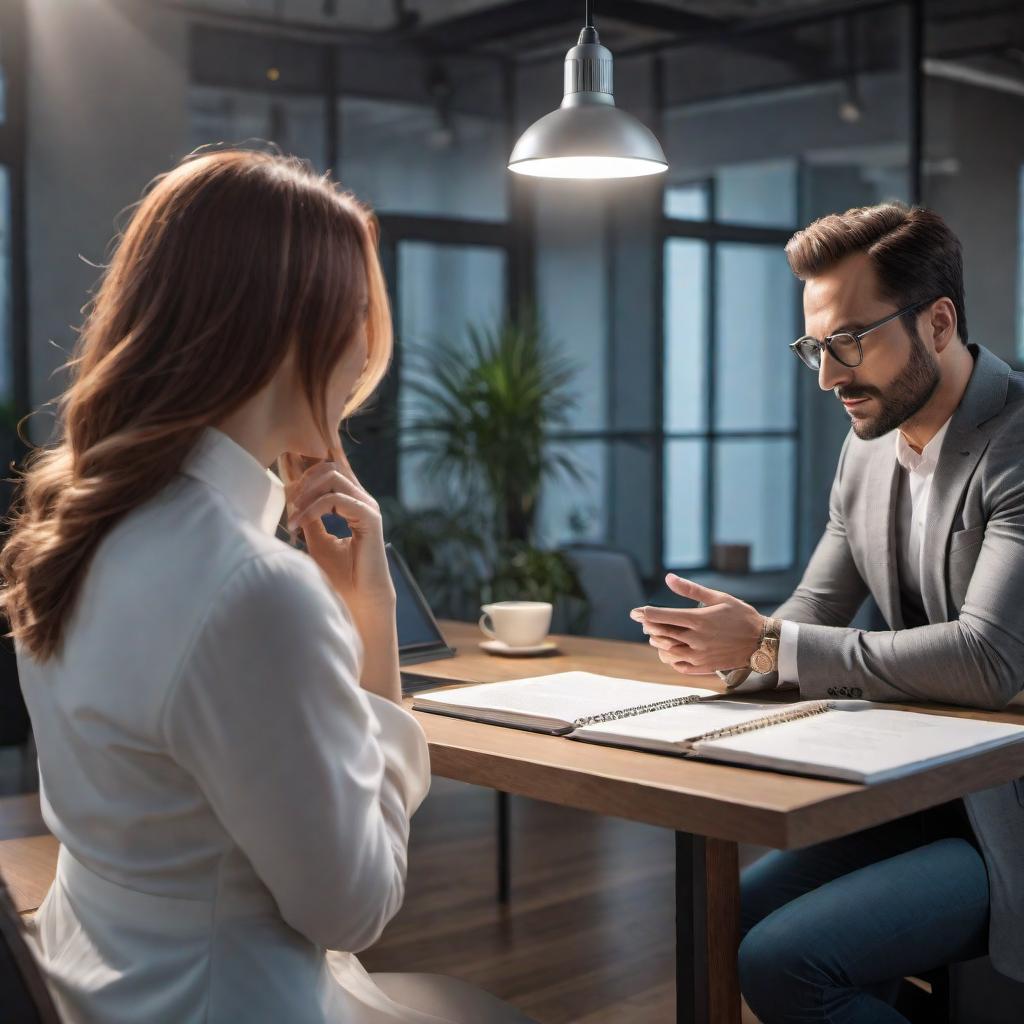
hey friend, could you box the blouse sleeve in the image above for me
[161,549,430,952]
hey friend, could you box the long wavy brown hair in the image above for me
[1,149,392,661]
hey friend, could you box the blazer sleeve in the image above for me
[740,433,870,690]
[795,428,1024,710]
[161,549,430,952]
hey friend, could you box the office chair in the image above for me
[562,544,649,642]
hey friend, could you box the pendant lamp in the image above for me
[508,1,668,179]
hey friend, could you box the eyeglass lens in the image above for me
[793,333,861,370]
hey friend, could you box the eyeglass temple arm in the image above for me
[852,297,937,341]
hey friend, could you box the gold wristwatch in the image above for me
[749,616,781,674]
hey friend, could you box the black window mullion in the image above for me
[792,159,807,564]
[659,217,791,246]
[653,51,667,583]
[377,213,511,249]
[548,430,800,444]
[704,227,716,569]
[2,0,28,424]
[325,44,339,172]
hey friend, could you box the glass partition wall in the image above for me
[533,2,916,587]
[657,3,914,577]
[188,27,517,503]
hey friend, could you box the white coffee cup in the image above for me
[479,601,552,648]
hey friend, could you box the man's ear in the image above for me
[928,297,958,354]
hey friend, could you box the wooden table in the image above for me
[403,621,1024,1024]
[5,621,1024,1024]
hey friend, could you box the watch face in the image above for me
[750,648,773,674]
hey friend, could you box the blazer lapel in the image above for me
[921,345,1010,622]
[865,444,904,630]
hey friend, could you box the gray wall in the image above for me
[26,0,188,442]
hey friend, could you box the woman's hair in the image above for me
[785,202,968,344]
[1,149,392,661]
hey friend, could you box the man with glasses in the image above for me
[634,203,1024,1022]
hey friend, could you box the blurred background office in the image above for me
[1,1,1023,1018]
[4,0,1024,636]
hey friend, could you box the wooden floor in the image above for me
[362,777,758,1023]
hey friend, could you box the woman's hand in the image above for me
[281,447,401,704]
[283,447,396,614]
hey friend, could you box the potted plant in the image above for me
[397,314,587,629]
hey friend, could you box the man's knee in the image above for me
[740,855,781,938]
[739,913,833,1020]
[739,919,788,1017]
[738,924,775,1015]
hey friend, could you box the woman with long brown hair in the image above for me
[1,151,531,1023]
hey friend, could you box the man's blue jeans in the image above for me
[739,804,989,1023]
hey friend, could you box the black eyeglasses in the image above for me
[789,298,937,371]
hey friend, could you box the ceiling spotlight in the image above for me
[427,65,456,151]
[838,77,864,123]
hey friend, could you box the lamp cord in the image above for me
[585,0,594,28]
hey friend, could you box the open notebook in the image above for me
[413,671,1024,784]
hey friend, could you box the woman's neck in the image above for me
[214,388,285,469]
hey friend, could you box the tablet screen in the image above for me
[387,546,447,653]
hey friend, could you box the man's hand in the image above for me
[631,574,764,676]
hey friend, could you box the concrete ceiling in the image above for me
[167,0,1024,75]
[178,1,828,32]
[174,0,1024,29]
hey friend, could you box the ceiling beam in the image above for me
[414,0,729,51]
[414,0,583,50]
[590,1,731,34]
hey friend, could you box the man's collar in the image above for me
[954,343,1011,431]
[181,427,286,536]
[895,416,951,474]
[894,344,1010,471]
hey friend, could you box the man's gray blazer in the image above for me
[769,342,1024,981]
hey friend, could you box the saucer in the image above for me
[479,639,560,657]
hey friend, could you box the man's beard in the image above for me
[838,327,940,440]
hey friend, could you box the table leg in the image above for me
[497,791,510,904]
[675,833,740,1024]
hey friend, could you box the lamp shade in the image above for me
[509,26,668,180]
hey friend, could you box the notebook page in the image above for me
[694,706,1024,783]
[572,700,809,750]
[414,672,715,730]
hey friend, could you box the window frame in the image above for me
[372,222,517,503]
[0,0,29,424]
[658,174,803,576]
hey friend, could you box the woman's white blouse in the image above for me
[17,427,434,1023]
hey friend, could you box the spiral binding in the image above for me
[692,700,834,745]
[573,693,708,729]
[572,697,836,739]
